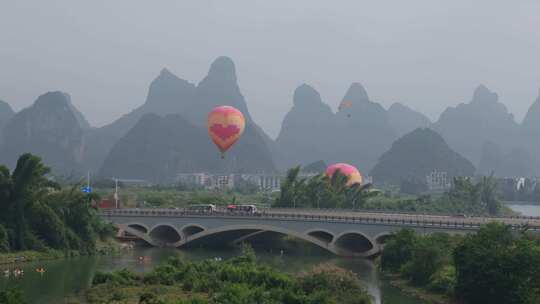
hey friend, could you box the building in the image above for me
[241,174,282,192]
[177,173,211,187]
[176,173,234,190]
[208,174,235,190]
[426,170,451,192]
[364,176,373,185]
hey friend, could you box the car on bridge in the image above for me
[188,204,217,213]
[227,204,258,215]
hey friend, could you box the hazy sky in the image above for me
[1,0,539,138]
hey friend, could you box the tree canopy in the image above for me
[274,166,379,209]
[0,153,107,254]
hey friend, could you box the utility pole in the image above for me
[87,171,91,205]
[114,178,119,209]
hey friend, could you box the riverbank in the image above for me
[504,201,540,206]
[0,238,124,266]
[0,250,64,265]
[385,274,457,304]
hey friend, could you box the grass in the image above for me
[0,250,64,265]
[386,275,457,304]
[83,284,208,304]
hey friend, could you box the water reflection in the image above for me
[0,248,426,304]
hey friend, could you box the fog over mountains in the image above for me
[1,57,540,184]
[371,128,475,185]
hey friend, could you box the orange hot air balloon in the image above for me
[338,100,353,111]
[208,106,245,158]
[326,163,363,186]
[338,100,353,118]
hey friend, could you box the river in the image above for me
[0,247,426,304]
[507,203,540,217]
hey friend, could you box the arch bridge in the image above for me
[100,208,540,257]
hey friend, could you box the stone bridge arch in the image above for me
[149,224,182,246]
[177,224,336,254]
[306,229,335,244]
[127,223,149,234]
[180,224,207,238]
[166,224,378,257]
[333,230,378,257]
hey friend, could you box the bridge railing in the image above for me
[266,207,540,221]
[98,208,540,231]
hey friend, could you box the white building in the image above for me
[364,176,373,185]
[241,174,281,192]
[177,173,210,186]
[426,170,451,192]
[208,174,235,190]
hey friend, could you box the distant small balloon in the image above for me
[338,100,353,110]
[326,163,363,186]
[338,100,353,118]
[208,106,245,158]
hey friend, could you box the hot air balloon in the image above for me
[208,106,245,158]
[338,100,353,118]
[326,163,363,186]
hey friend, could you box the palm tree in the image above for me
[345,183,379,210]
[477,174,500,215]
[275,166,305,208]
[9,154,58,249]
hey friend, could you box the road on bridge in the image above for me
[109,207,540,230]
[265,208,540,227]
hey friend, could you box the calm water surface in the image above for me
[507,203,540,217]
[0,248,426,304]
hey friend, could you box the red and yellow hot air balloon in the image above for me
[326,163,363,186]
[338,100,353,111]
[208,106,245,158]
[338,100,353,118]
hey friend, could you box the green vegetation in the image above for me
[94,165,505,217]
[95,185,275,209]
[274,166,378,209]
[367,176,505,216]
[273,167,504,216]
[454,224,540,304]
[380,224,540,304]
[0,153,111,255]
[85,246,372,304]
[0,249,64,265]
[0,289,25,304]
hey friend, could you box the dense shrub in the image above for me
[0,288,25,304]
[428,265,456,295]
[454,223,540,304]
[92,268,140,286]
[90,247,372,304]
[381,224,540,304]
[0,224,9,252]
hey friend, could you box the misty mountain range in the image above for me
[1,57,540,184]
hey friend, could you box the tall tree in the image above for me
[9,154,59,249]
[454,223,540,304]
